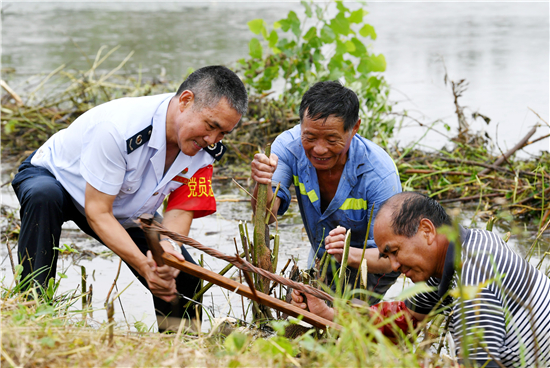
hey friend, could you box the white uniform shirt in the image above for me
[31,93,214,228]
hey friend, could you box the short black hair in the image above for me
[379,192,452,238]
[298,81,360,132]
[175,65,248,116]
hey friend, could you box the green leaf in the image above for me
[303,26,317,41]
[273,21,282,29]
[329,12,350,35]
[288,11,301,37]
[272,46,282,54]
[249,38,262,59]
[270,320,288,336]
[134,321,148,333]
[336,1,348,13]
[345,40,356,52]
[278,18,290,32]
[267,30,279,48]
[39,337,56,348]
[357,57,369,74]
[228,359,241,368]
[257,79,272,91]
[272,336,295,356]
[359,24,377,39]
[349,37,367,57]
[264,66,279,80]
[349,9,365,24]
[36,304,55,317]
[46,277,56,299]
[301,0,313,17]
[224,331,249,354]
[320,25,335,43]
[396,282,437,301]
[335,39,347,55]
[368,75,382,89]
[247,19,265,35]
[368,53,386,72]
[4,120,18,135]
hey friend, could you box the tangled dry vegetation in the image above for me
[1,285,457,368]
[2,52,549,225]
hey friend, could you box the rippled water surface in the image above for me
[2,1,548,154]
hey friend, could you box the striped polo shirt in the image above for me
[406,227,550,368]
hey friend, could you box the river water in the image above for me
[1,1,548,154]
[1,1,549,331]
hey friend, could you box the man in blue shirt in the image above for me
[251,81,401,302]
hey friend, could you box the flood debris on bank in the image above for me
[2,60,549,224]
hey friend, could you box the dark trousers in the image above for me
[12,153,202,323]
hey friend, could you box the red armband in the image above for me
[370,301,418,341]
[166,165,216,218]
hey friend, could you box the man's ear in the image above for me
[352,118,361,136]
[178,90,194,111]
[419,218,437,245]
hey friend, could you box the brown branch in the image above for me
[478,126,537,176]
[524,133,550,148]
[404,169,471,176]
[438,157,549,180]
[143,220,334,303]
[439,193,504,204]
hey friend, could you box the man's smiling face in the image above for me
[374,209,438,283]
[171,91,241,156]
[300,113,359,172]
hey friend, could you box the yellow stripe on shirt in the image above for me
[293,175,319,203]
[339,198,368,210]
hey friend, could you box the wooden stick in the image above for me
[162,253,340,330]
[478,126,537,176]
[139,213,165,266]
[138,215,339,330]
[0,80,24,106]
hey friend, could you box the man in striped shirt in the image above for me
[292,192,550,367]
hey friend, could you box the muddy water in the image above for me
[1,162,549,331]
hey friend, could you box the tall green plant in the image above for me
[238,0,396,144]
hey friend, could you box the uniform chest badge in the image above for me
[204,141,226,161]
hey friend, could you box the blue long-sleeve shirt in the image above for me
[271,124,402,266]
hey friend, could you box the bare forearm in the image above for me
[86,212,148,274]
[162,209,193,237]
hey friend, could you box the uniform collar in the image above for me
[438,225,469,298]
[148,94,174,150]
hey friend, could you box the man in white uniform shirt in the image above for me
[12,65,247,331]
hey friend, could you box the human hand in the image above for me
[155,241,186,280]
[290,289,334,321]
[324,226,348,264]
[143,250,178,302]
[251,153,278,185]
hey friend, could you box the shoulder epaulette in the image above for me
[126,125,153,154]
[204,141,226,161]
